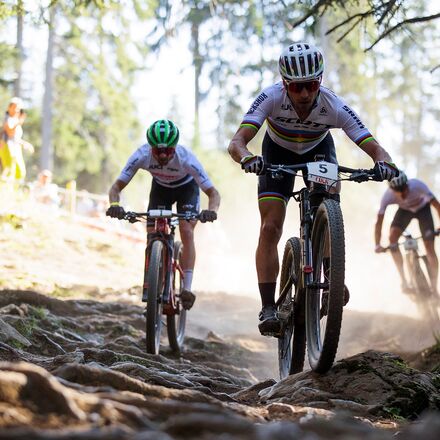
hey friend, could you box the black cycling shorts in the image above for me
[391,203,435,241]
[148,178,200,217]
[258,132,338,204]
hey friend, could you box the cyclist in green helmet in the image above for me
[107,119,221,310]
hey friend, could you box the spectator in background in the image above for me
[33,169,60,207]
[0,97,34,183]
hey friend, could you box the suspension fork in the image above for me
[299,188,314,288]
[275,189,314,307]
[162,235,175,305]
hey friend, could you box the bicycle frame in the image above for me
[395,232,434,295]
[276,187,315,308]
[273,160,379,374]
[144,217,182,315]
[274,161,376,309]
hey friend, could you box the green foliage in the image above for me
[14,316,38,339]
[0,1,16,21]
[382,406,406,421]
[48,2,146,191]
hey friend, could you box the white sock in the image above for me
[183,270,193,291]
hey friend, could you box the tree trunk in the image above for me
[41,7,56,172]
[191,22,201,151]
[14,0,24,97]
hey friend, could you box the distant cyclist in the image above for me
[227,42,399,336]
[107,119,221,310]
[375,171,440,296]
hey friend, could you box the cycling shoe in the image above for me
[258,305,281,336]
[181,289,196,310]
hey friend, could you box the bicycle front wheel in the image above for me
[167,241,187,353]
[408,253,431,296]
[145,240,165,354]
[408,253,440,325]
[278,237,306,379]
[306,199,345,373]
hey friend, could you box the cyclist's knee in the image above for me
[260,221,283,241]
[179,227,194,242]
[389,243,399,253]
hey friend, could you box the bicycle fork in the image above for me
[299,189,314,289]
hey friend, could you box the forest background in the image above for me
[1,0,440,316]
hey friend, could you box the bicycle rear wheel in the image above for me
[408,253,440,324]
[306,199,345,373]
[408,253,431,296]
[278,237,306,379]
[167,241,187,353]
[145,240,165,354]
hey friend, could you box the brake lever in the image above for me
[124,213,139,223]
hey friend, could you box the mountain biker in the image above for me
[106,119,221,310]
[375,171,440,296]
[227,42,399,336]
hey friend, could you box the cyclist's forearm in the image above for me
[431,198,440,220]
[228,138,251,163]
[228,126,258,163]
[374,216,384,245]
[359,140,392,163]
[108,179,127,204]
[206,187,221,212]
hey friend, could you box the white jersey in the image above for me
[241,82,374,154]
[378,179,434,215]
[117,143,213,191]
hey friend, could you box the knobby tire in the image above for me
[306,199,345,373]
[408,253,440,325]
[145,240,165,354]
[167,241,187,352]
[278,237,306,378]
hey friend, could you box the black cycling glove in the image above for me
[199,210,217,223]
[106,203,126,219]
[373,161,399,181]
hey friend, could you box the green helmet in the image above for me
[146,119,179,148]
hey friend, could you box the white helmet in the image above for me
[389,170,408,191]
[279,42,324,82]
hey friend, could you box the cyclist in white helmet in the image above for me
[107,119,221,310]
[375,171,440,296]
[228,42,399,336]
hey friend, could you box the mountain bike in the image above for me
[382,230,440,325]
[123,209,199,355]
[267,159,379,377]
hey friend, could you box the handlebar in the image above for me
[263,162,378,183]
[123,210,200,223]
[379,229,440,252]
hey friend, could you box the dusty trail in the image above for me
[1,289,440,439]
[1,196,440,438]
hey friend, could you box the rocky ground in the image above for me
[1,192,440,438]
[1,289,440,439]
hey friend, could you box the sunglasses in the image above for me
[152,147,176,157]
[286,80,321,93]
[152,147,175,156]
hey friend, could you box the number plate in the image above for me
[148,209,173,218]
[307,161,338,186]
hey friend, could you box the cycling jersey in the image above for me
[118,144,213,191]
[378,179,434,215]
[241,82,374,154]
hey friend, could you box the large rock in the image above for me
[259,350,440,419]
